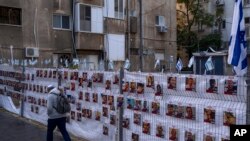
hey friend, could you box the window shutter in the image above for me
[91,7,103,33]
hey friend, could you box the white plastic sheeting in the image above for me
[0,95,20,114]
[0,65,247,141]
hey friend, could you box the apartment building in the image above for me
[0,0,177,72]
[195,0,250,50]
[177,0,250,75]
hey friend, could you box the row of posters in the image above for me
[0,69,240,96]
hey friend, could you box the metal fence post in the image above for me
[118,67,124,141]
[20,61,25,117]
[246,78,250,124]
[57,68,62,87]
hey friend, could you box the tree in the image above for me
[199,33,221,51]
[177,0,218,56]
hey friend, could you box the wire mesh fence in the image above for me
[0,64,247,141]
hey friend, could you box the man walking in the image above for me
[47,86,71,141]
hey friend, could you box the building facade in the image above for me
[177,0,250,75]
[0,0,177,72]
[194,0,250,50]
[199,0,250,75]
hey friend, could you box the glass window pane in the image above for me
[80,5,91,31]
[62,16,70,29]
[53,0,60,10]
[159,16,164,25]
[53,15,61,28]
[115,0,118,12]
[80,5,85,21]
[0,7,9,24]
[119,0,123,13]
[85,6,91,21]
[0,6,21,25]
[118,0,123,19]
[245,17,250,24]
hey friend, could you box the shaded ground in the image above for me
[0,108,87,141]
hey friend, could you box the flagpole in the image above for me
[170,63,172,73]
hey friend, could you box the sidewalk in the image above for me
[0,108,87,141]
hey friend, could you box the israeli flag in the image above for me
[227,0,247,76]
[205,56,214,71]
[188,56,194,68]
[154,59,160,69]
[176,58,183,71]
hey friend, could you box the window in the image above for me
[53,14,70,29]
[222,20,226,29]
[247,40,250,52]
[245,17,250,24]
[104,0,124,19]
[115,0,124,19]
[155,53,164,60]
[246,26,250,38]
[75,4,103,33]
[0,6,21,25]
[80,5,91,31]
[53,0,60,10]
[130,48,139,55]
[155,16,165,26]
[244,0,250,5]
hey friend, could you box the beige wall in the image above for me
[0,0,177,72]
[128,0,177,71]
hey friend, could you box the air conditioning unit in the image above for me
[25,47,39,57]
[216,0,224,6]
[156,26,167,33]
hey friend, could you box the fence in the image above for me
[0,64,248,141]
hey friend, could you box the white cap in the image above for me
[49,88,60,94]
[47,85,55,93]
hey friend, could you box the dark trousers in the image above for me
[47,117,71,141]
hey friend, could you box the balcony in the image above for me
[104,18,125,34]
[75,32,104,50]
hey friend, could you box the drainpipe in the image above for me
[126,0,131,61]
[139,0,143,72]
[71,0,78,59]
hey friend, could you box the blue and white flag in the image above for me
[154,59,160,69]
[188,56,194,68]
[205,56,214,71]
[176,58,183,71]
[227,0,247,76]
